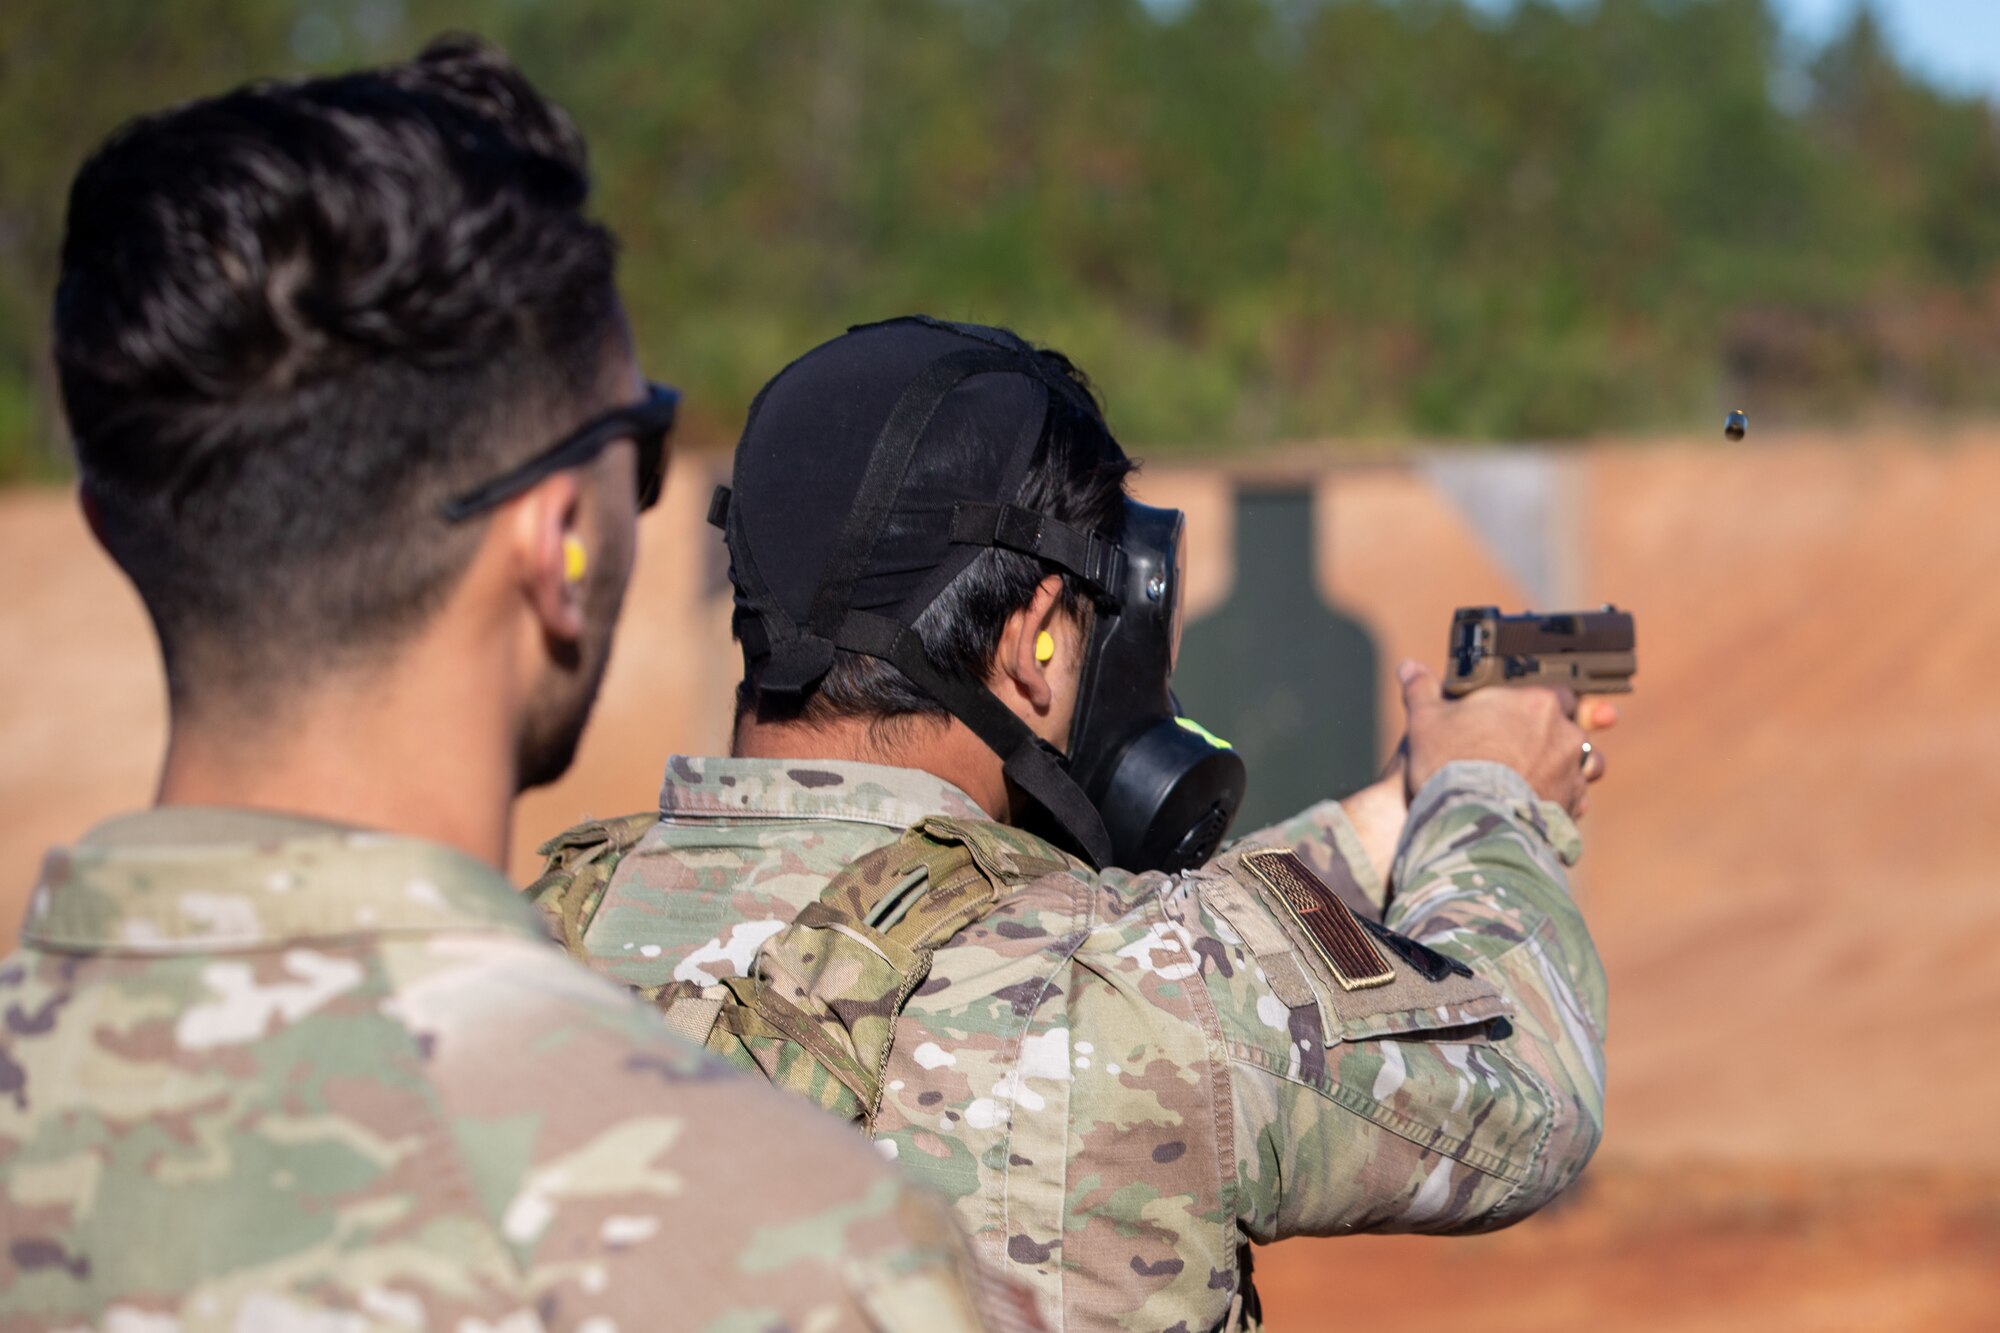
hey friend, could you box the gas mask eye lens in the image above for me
[1168,533,1187,672]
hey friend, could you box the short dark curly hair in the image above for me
[55,35,622,700]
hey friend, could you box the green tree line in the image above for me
[4,0,1998,477]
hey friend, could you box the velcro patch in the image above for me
[1240,850,1394,991]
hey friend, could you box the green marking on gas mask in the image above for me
[1175,716,1234,750]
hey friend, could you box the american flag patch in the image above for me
[1241,849,1395,991]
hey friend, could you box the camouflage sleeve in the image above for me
[384,934,1014,1333]
[1227,798,1389,916]
[1201,760,1605,1242]
[1376,758,1607,1222]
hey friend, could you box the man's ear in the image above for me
[994,574,1069,714]
[508,471,587,648]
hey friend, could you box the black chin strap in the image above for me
[837,612,1113,867]
[715,340,1118,868]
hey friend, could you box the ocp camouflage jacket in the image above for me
[0,808,1012,1333]
[535,757,1608,1332]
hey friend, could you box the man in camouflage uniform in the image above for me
[0,51,1015,1332]
[536,318,1612,1331]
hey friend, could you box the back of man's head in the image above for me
[55,36,621,704]
[729,317,1135,729]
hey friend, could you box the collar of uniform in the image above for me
[20,806,545,954]
[656,755,989,829]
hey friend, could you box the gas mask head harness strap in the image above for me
[711,316,1244,872]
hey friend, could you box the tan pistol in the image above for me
[1444,605,1636,697]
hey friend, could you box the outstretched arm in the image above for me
[1205,662,1608,1240]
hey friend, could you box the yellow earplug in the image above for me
[563,535,588,584]
[1034,630,1056,664]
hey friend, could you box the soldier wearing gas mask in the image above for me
[532,317,1610,1332]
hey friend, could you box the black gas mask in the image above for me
[1062,501,1246,870]
[713,316,1245,872]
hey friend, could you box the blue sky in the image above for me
[1775,0,2000,101]
[1135,1,2000,102]
[1458,1,2000,101]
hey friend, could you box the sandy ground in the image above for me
[3,434,1997,1328]
[1257,1162,2000,1332]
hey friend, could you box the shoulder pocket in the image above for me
[527,812,659,955]
[657,817,1052,1131]
[1207,846,1512,1044]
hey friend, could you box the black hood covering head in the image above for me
[729,316,1087,636]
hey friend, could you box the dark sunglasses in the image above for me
[441,381,679,522]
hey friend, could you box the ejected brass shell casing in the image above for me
[1724,409,1748,441]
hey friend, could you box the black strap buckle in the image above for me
[949,501,1124,598]
[1078,531,1125,595]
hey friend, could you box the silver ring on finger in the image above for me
[1579,740,1594,771]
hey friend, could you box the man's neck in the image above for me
[733,713,1011,820]
[156,656,519,868]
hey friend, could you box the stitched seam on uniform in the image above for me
[864,949,933,1132]
[1054,875,1088,1333]
[33,841,534,945]
[653,806,928,831]
[1061,872,1097,1333]
[987,872,1093,1326]
[1058,871,1096,1333]
[1483,1040,1557,1218]
[1478,917,1574,1222]
[24,919,530,957]
[1152,879,1243,1299]
[653,764,980,831]
[1221,1040,1521,1182]
[1228,1038,1520,1180]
